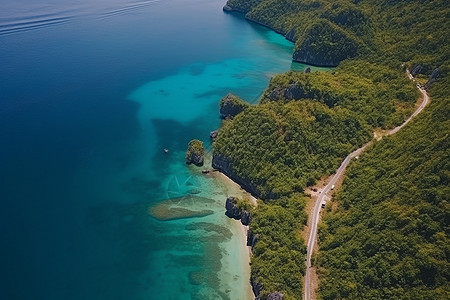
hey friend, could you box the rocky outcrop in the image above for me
[210,130,218,139]
[219,93,250,119]
[267,292,284,300]
[185,139,204,166]
[225,196,253,225]
[225,197,241,219]
[241,210,252,225]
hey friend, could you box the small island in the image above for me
[185,139,205,166]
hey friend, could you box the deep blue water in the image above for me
[0,1,317,299]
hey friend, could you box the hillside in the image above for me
[224,0,449,69]
[317,75,449,300]
[216,0,449,299]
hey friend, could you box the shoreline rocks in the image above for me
[225,196,242,219]
[223,5,233,12]
[225,196,253,226]
[251,276,263,300]
[210,130,218,139]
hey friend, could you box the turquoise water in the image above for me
[0,0,317,299]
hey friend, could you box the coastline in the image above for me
[210,168,257,299]
[211,170,258,207]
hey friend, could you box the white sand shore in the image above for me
[210,170,258,207]
[210,170,256,299]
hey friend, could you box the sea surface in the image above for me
[0,0,318,299]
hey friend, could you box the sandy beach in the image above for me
[209,168,257,299]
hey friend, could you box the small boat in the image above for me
[163,148,169,154]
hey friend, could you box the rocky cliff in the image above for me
[212,154,259,197]
[293,20,358,67]
[219,93,249,119]
[225,196,253,225]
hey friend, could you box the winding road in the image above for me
[303,72,429,300]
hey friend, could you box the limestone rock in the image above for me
[241,210,252,226]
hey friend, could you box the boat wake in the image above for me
[0,0,162,36]
[98,0,161,19]
[0,13,73,36]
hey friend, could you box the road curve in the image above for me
[303,72,429,300]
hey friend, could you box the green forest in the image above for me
[317,74,449,300]
[216,0,449,299]
[250,195,308,299]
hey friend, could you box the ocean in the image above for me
[0,0,314,298]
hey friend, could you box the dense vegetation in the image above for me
[216,0,449,298]
[214,101,371,199]
[317,76,449,299]
[250,194,308,300]
[261,60,418,128]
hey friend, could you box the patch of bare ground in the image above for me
[310,266,319,300]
